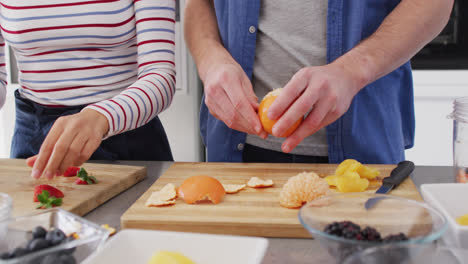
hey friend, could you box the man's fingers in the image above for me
[281,99,338,153]
[31,122,65,179]
[241,74,259,109]
[268,71,308,121]
[214,89,259,134]
[272,89,317,137]
[223,83,262,134]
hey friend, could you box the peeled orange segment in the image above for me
[247,177,274,188]
[147,251,196,264]
[342,171,361,179]
[258,88,303,137]
[336,177,369,193]
[178,175,225,204]
[324,175,340,187]
[335,159,363,176]
[357,165,380,180]
[279,172,330,209]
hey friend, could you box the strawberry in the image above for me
[33,185,64,202]
[35,190,63,209]
[75,168,98,185]
[63,166,80,177]
[75,178,96,185]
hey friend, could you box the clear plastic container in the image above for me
[449,97,468,183]
[0,193,12,222]
[0,208,109,264]
[0,193,12,241]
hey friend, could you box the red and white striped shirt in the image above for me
[0,0,176,137]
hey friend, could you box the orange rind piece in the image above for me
[222,184,246,194]
[145,183,177,207]
[258,88,303,137]
[247,177,274,188]
[178,175,226,204]
[279,172,330,209]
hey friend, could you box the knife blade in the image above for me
[364,160,415,210]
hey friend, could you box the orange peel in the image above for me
[222,184,246,194]
[178,175,226,204]
[145,183,177,207]
[247,177,274,188]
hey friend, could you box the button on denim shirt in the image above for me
[200,0,415,164]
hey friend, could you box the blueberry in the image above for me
[32,226,48,239]
[58,254,76,264]
[27,238,50,252]
[40,253,61,264]
[45,229,66,246]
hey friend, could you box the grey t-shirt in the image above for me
[246,0,329,156]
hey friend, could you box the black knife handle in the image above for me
[382,161,415,187]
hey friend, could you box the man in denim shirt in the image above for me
[185,0,453,164]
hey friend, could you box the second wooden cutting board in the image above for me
[0,159,146,218]
[121,162,422,238]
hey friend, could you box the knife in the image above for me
[364,160,415,210]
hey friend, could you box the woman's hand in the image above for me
[30,109,109,179]
[268,62,365,153]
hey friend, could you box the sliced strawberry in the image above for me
[33,185,64,202]
[75,178,96,185]
[63,167,80,177]
[75,168,98,185]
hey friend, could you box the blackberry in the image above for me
[382,233,408,243]
[324,221,361,239]
[359,226,382,242]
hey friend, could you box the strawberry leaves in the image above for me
[76,168,98,185]
[36,190,63,209]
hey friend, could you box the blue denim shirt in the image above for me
[200,0,415,164]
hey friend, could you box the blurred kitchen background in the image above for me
[0,0,467,166]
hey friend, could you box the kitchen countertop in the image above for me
[84,161,453,264]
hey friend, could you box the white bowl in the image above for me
[82,229,268,264]
[420,183,468,248]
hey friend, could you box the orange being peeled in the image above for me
[178,175,226,204]
[258,88,303,137]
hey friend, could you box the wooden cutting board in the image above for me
[0,159,146,217]
[121,162,421,238]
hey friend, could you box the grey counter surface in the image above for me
[84,161,453,264]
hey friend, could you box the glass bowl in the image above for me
[298,193,447,263]
[0,208,109,264]
[343,244,468,264]
[0,193,12,222]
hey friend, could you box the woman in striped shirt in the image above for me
[0,0,176,179]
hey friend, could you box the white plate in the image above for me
[82,229,269,264]
[421,183,468,248]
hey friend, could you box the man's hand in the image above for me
[30,109,109,179]
[268,62,365,153]
[203,62,268,138]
